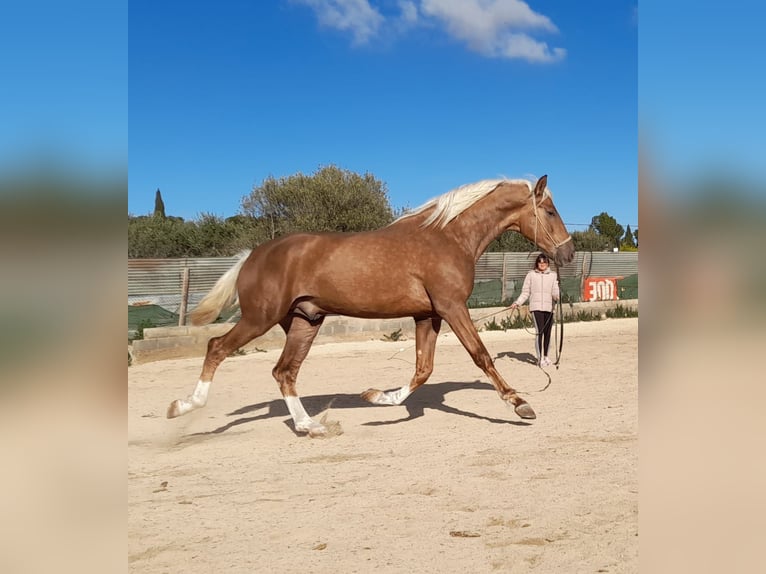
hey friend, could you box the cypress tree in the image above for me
[154,188,166,219]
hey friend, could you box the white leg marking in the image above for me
[169,380,210,417]
[373,385,411,406]
[284,396,326,436]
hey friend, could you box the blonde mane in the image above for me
[395,178,545,229]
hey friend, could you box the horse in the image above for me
[167,175,575,436]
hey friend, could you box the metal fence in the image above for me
[470,251,638,307]
[128,251,638,329]
[128,256,241,330]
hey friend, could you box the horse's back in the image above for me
[248,228,446,276]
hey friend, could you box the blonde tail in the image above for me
[189,250,251,326]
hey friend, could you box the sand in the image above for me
[129,317,637,573]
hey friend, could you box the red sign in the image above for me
[583,277,622,301]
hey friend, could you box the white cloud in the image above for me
[293,0,566,63]
[292,0,384,45]
[420,0,565,62]
[422,0,557,35]
[498,32,567,63]
[398,1,419,26]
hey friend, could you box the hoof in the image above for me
[295,421,327,437]
[166,400,182,419]
[308,425,327,438]
[361,388,383,404]
[515,403,536,420]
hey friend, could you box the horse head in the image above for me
[519,175,575,267]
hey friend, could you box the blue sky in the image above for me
[129,1,638,231]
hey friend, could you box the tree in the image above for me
[621,224,637,249]
[128,214,191,258]
[571,228,610,252]
[486,230,536,252]
[128,213,259,258]
[153,188,166,219]
[194,213,247,257]
[241,165,394,239]
[590,212,624,250]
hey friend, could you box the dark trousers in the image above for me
[531,310,554,358]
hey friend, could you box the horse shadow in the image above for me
[494,350,538,365]
[188,379,532,437]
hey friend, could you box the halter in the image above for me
[530,189,573,251]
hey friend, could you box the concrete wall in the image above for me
[130,299,638,365]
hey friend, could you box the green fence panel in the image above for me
[617,273,638,300]
[128,305,179,331]
[559,276,583,303]
[467,279,503,308]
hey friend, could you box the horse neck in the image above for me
[444,188,528,261]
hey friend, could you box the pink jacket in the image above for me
[514,269,560,312]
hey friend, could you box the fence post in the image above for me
[178,267,190,326]
[580,252,590,302]
[501,253,508,303]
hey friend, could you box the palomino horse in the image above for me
[168,175,574,436]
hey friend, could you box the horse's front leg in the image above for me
[438,303,536,419]
[362,316,441,405]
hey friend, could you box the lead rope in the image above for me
[385,299,557,393]
[553,269,564,370]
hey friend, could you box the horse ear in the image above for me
[533,175,548,198]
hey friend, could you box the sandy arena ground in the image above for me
[129,318,637,573]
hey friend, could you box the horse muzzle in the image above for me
[552,237,575,267]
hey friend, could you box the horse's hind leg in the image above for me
[362,316,441,405]
[273,315,325,436]
[166,318,265,418]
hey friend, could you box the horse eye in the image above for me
[546,210,555,216]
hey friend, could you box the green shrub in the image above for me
[130,318,155,341]
[501,314,532,329]
[483,318,504,331]
[482,314,532,331]
[382,328,404,341]
[606,304,638,318]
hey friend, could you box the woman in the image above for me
[510,254,560,367]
